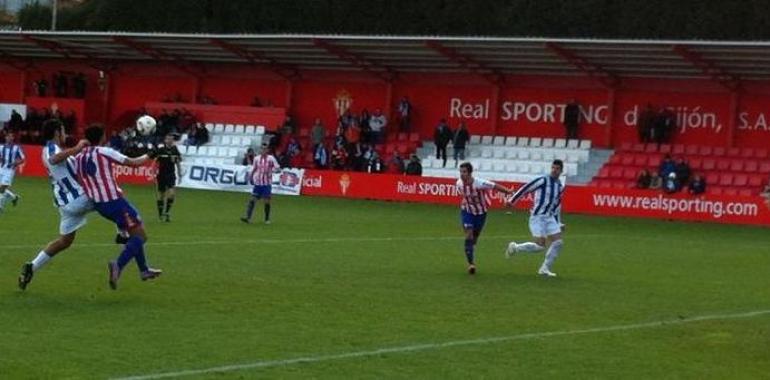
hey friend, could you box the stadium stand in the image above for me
[591,143,770,195]
[182,123,265,165]
[417,136,604,183]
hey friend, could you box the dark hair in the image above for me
[460,162,473,173]
[42,119,64,141]
[84,124,105,145]
[552,159,564,169]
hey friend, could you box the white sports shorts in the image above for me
[0,168,15,186]
[58,195,93,235]
[528,214,562,238]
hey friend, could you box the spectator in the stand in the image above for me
[349,142,366,171]
[8,110,23,132]
[397,97,412,132]
[369,108,387,144]
[649,172,663,190]
[663,172,680,193]
[367,151,384,173]
[344,121,361,148]
[636,169,652,189]
[675,158,691,184]
[339,111,355,129]
[285,137,303,168]
[405,154,422,176]
[638,103,656,143]
[359,109,372,143]
[72,72,87,98]
[433,118,453,168]
[313,143,329,169]
[388,152,406,174]
[53,72,68,97]
[688,175,706,195]
[654,106,676,144]
[311,118,326,147]
[34,78,48,97]
[563,98,581,140]
[659,154,676,178]
[242,148,256,166]
[452,122,470,167]
[179,108,197,134]
[281,116,296,136]
[191,123,210,146]
[331,144,348,170]
[109,131,125,151]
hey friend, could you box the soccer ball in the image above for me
[136,115,157,136]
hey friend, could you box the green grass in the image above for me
[1,176,769,380]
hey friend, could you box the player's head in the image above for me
[4,131,15,143]
[259,144,269,155]
[43,119,65,144]
[84,124,106,146]
[164,133,175,146]
[459,162,473,181]
[550,159,564,178]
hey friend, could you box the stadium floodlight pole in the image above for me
[51,0,58,31]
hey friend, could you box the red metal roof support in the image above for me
[726,91,739,148]
[209,39,301,81]
[545,42,619,89]
[113,36,206,78]
[312,39,397,83]
[424,41,505,85]
[672,45,741,91]
[605,88,616,147]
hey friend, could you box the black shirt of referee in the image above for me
[155,144,181,191]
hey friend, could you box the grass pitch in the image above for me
[1,176,769,379]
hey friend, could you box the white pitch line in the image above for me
[110,309,770,380]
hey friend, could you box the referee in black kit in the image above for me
[153,133,183,222]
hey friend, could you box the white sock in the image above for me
[540,239,563,271]
[0,191,6,208]
[517,242,545,253]
[32,251,52,271]
[117,229,129,238]
[5,190,16,199]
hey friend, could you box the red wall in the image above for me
[3,60,770,149]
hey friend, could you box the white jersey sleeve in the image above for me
[270,155,280,170]
[98,147,129,164]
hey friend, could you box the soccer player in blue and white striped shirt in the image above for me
[505,159,566,277]
[0,132,25,213]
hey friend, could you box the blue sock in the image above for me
[472,230,481,245]
[132,238,149,272]
[116,236,142,270]
[245,200,256,220]
[464,238,475,264]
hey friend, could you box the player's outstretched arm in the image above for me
[506,177,544,206]
[49,140,89,165]
[124,154,151,167]
[492,183,513,195]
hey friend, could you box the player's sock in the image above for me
[133,239,149,272]
[31,250,52,271]
[264,204,271,221]
[245,200,256,220]
[464,238,475,264]
[472,230,481,245]
[5,190,16,200]
[156,200,164,217]
[517,242,545,253]
[165,197,175,215]
[541,239,563,270]
[117,236,142,270]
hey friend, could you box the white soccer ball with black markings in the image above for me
[136,115,157,136]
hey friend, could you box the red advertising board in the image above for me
[301,170,770,227]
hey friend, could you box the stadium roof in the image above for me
[1,31,769,88]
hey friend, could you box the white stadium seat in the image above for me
[224,124,235,134]
[529,137,542,147]
[567,139,580,149]
[481,148,493,158]
[542,138,554,147]
[204,123,214,130]
[221,136,232,145]
[541,150,555,161]
[214,124,224,133]
[566,152,580,163]
[493,148,505,159]
[481,135,494,145]
[470,149,482,158]
[480,161,493,172]
[256,126,266,135]
[517,150,530,160]
[245,125,255,134]
[505,150,518,159]
[579,140,592,150]
[197,146,209,156]
[234,125,245,134]
[516,137,529,147]
[505,136,517,146]
[554,138,567,148]
[530,151,543,161]
[493,136,505,145]
[493,162,506,172]
[470,135,481,145]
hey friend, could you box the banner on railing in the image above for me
[179,163,303,196]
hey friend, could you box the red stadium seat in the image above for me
[611,181,627,189]
[755,149,769,159]
[632,143,645,152]
[702,158,716,171]
[619,142,632,152]
[623,168,637,180]
[597,167,610,179]
[734,174,748,187]
[713,146,726,157]
[738,189,753,197]
[396,144,409,155]
[685,145,699,156]
[688,157,702,170]
[621,155,634,166]
[740,148,755,158]
[598,180,613,189]
[729,159,745,172]
[649,155,663,168]
[759,162,770,174]
[716,159,730,171]
[659,144,672,154]
[672,144,685,155]
[610,167,624,179]
[706,173,719,185]
[719,173,734,186]
[299,129,310,138]
[408,133,420,143]
[708,187,724,196]
[644,144,658,153]
[724,187,738,196]
[727,147,741,157]
[609,154,623,165]
[699,146,713,156]
[748,175,763,188]
[385,144,396,155]
[744,160,758,173]
[397,133,408,142]
[633,154,647,166]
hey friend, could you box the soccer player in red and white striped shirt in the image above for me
[241,145,281,224]
[75,125,162,289]
[456,162,513,274]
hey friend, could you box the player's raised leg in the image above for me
[241,195,258,223]
[19,232,76,290]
